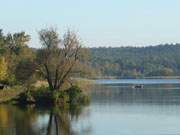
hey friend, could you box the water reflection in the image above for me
[0,105,39,135]
[47,105,91,135]
[0,104,91,135]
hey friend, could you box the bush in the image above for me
[7,75,18,86]
[15,59,36,84]
[66,85,82,104]
[18,85,51,104]
[33,85,50,96]
[52,91,69,105]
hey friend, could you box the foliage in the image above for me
[0,29,34,85]
[6,74,17,86]
[0,85,23,103]
[5,32,30,55]
[0,57,7,81]
[0,28,91,106]
[37,28,82,90]
[18,85,89,106]
[66,85,82,104]
[18,86,51,104]
[90,44,180,78]
[15,59,36,83]
[52,91,69,104]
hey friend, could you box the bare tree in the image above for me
[37,28,81,91]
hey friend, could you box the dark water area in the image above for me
[1,79,180,135]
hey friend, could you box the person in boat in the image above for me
[132,84,143,89]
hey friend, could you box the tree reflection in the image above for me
[0,105,39,135]
[46,105,91,135]
[0,104,91,135]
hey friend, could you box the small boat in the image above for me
[132,84,143,89]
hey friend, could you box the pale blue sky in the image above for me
[1,0,180,48]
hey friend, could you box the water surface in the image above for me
[1,79,180,135]
[96,78,180,85]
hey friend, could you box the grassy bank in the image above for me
[33,78,95,93]
[0,78,94,106]
[0,86,24,103]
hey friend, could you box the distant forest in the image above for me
[90,44,180,78]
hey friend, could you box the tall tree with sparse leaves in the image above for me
[37,28,81,91]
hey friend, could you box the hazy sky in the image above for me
[1,0,180,48]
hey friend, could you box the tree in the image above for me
[37,28,81,91]
[4,32,33,82]
[0,30,6,55]
[0,57,7,81]
[15,59,36,83]
[5,32,30,55]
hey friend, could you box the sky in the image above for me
[1,0,180,48]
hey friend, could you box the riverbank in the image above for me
[0,86,24,103]
[2,78,94,106]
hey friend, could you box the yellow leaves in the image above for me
[0,56,7,80]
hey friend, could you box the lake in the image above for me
[1,79,180,135]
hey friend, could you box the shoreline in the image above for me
[91,76,180,79]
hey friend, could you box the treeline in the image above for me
[1,27,180,80]
[90,44,180,78]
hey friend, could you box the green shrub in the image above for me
[65,85,90,105]
[18,85,50,104]
[52,91,69,105]
[19,89,37,103]
[1,75,18,86]
[52,91,60,102]
[66,85,82,104]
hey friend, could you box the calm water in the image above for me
[1,79,180,135]
[96,78,180,85]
